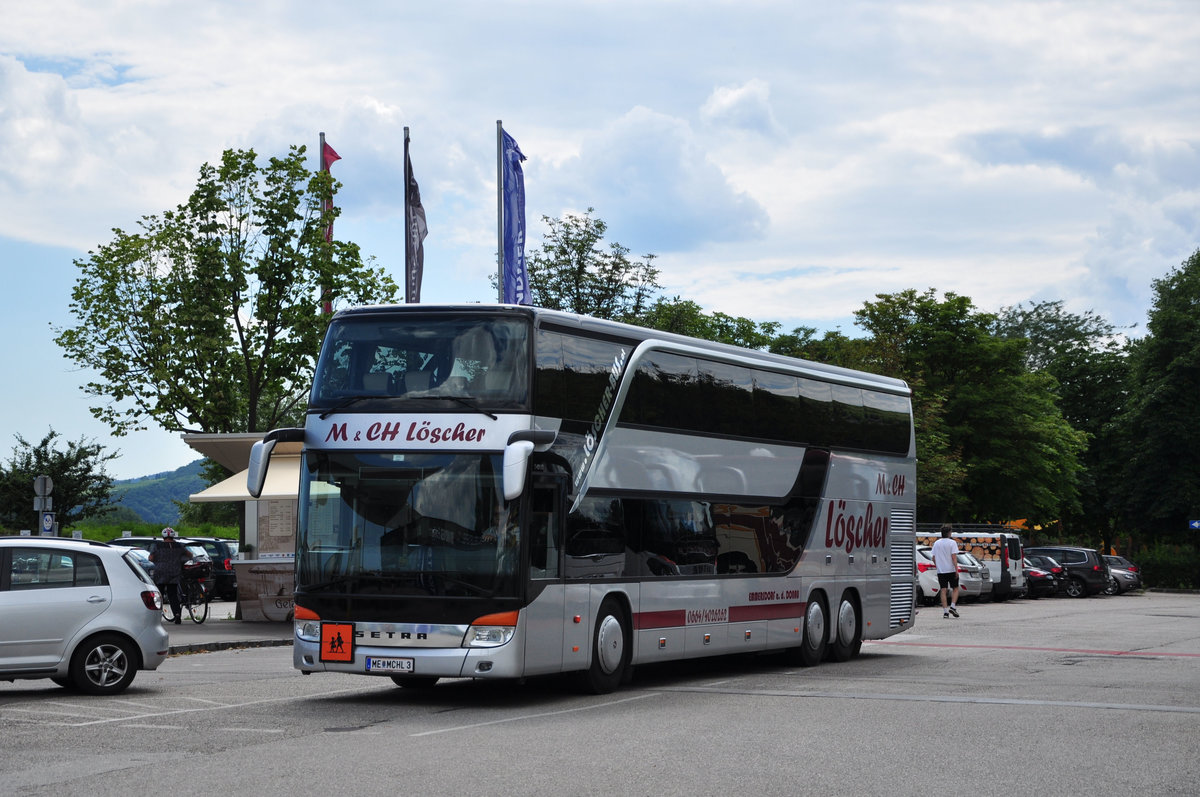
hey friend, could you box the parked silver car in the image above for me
[1,537,169,694]
[956,551,989,602]
[916,546,983,604]
[1102,555,1143,594]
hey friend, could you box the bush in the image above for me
[1134,542,1200,590]
[2,522,239,544]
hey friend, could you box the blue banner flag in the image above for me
[501,130,529,305]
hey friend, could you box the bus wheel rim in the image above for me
[805,601,825,650]
[596,614,624,674]
[837,599,856,644]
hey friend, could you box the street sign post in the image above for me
[34,475,56,536]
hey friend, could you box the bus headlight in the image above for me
[296,620,321,642]
[464,611,518,648]
[294,606,321,642]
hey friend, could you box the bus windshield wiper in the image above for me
[318,394,413,419]
[442,395,498,420]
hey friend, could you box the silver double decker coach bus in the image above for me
[248,304,917,692]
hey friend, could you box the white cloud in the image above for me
[2,0,1200,477]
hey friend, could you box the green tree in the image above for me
[994,301,1132,544]
[854,289,1085,525]
[640,297,780,349]
[55,146,399,438]
[1120,249,1200,541]
[0,430,118,530]
[527,208,659,321]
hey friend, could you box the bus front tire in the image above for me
[789,594,827,667]
[582,598,628,694]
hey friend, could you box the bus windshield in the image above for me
[296,451,520,598]
[310,314,530,411]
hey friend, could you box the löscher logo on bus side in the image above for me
[824,499,889,554]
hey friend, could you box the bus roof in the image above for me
[331,303,911,396]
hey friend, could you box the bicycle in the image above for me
[161,577,210,624]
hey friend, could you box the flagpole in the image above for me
[404,126,411,304]
[496,120,504,304]
[320,131,331,314]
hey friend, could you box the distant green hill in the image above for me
[108,460,207,525]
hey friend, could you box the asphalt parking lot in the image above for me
[2,590,1198,795]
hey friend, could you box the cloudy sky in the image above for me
[2,1,1198,484]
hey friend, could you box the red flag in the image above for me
[321,141,341,172]
[320,136,341,314]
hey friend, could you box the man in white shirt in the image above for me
[931,524,961,618]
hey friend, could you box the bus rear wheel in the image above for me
[581,598,628,694]
[830,592,861,662]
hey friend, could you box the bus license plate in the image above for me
[365,656,414,673]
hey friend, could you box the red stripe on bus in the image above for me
[634,610,688,629]
[729,602,806,622]
[634,603,807,629]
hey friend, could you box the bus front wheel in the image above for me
[582,598,628,694]
[791,594,827,667]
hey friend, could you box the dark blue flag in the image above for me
[501,130,529,305]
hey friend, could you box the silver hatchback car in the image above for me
[1,537,170,694]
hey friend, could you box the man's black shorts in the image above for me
[937,572,959,589]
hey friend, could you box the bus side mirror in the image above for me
[247,427,305,498]
[246,439,276,498]
[502,440,536,501]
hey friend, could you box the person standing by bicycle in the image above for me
[150,527,187,624]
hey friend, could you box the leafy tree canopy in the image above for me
[1120,248,1200,537]
[0,430,118,530]
[527,208,659,322]
[55,146,399,438]
[853,289,1085,525]
[640,297,780,350]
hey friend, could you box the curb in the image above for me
[168,639,294,656]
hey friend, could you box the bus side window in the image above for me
[530,487,560,579]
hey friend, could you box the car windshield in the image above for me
[296,450,520,599]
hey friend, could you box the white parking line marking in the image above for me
[59,685,383,727]
[660,685,1200,715]
[409,693,658,737]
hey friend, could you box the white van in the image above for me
[916,526,1025,600]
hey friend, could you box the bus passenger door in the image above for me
[522,475,569,676]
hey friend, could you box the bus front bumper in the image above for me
[293,634,525,680]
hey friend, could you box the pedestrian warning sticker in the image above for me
[320,622,354,662]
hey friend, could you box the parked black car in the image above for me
[1025,553,1067,595]
[1024,546,1108,598]
[1022,557,1063,598]
[182,537,239,601]
[108,535,216,595]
